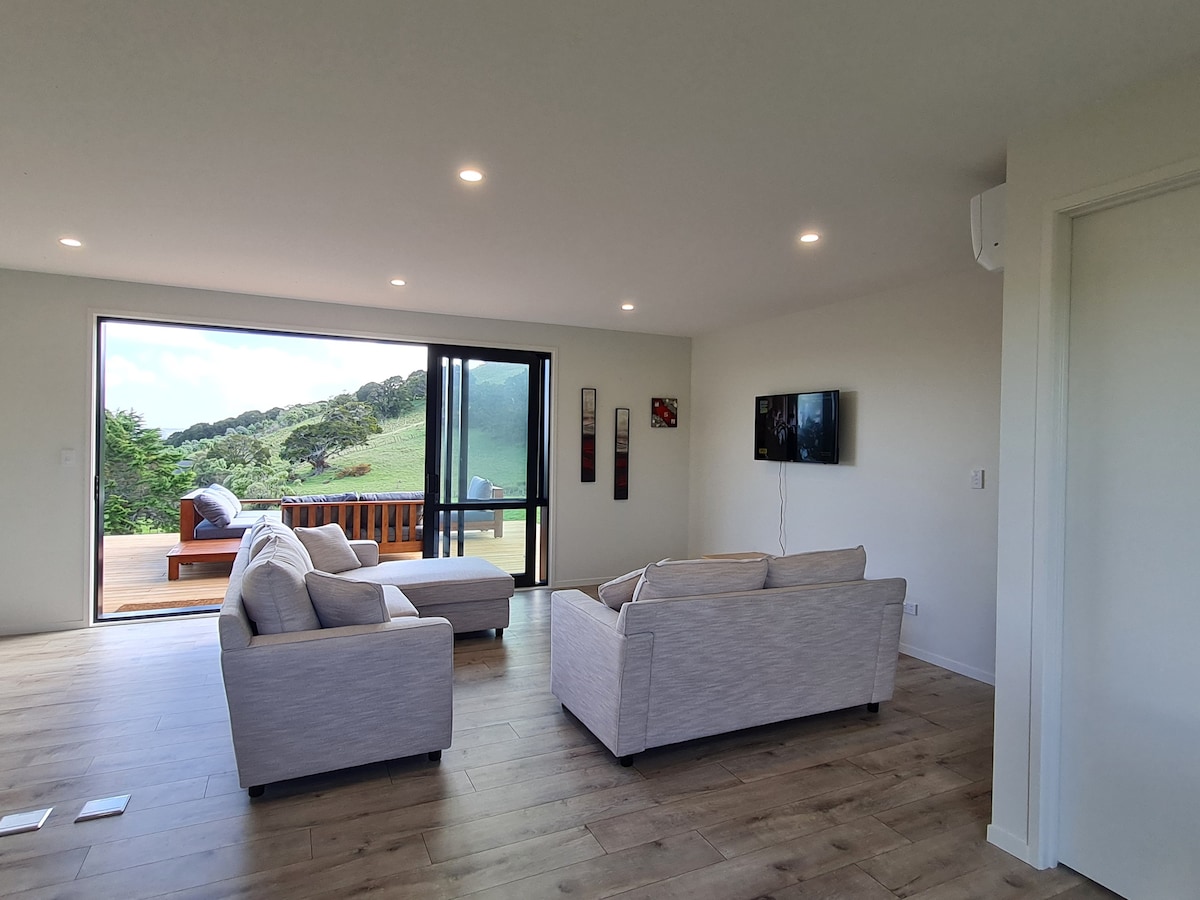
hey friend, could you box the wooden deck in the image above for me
[99,523,537,618]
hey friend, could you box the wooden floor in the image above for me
[99,525,536,617]
[0,593,1122,899]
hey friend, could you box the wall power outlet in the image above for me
[903,602,918,616]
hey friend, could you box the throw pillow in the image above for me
[764,546,867,588]
[240,535,320,634]
[467,476,494,500]
[598,568,644,610]
[295,523,363,574]
[305,571,389,628]
[191,487,238,529]
[632,557,769,602]
[207,482,242,517]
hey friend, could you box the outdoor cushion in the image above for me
[467,476,494,500]
[240,535,320,634]
[194,509,282,541]
[281,493,359,504]
[632,557,769,602]
[207,482,242,517]
[192,486,239,529]
[598,568,644,610]
[295,523,363,574]
[765,546,867,588]
[304,571,389,628]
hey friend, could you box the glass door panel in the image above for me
[425,348,549,587]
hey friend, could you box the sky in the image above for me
[103,321,429,433]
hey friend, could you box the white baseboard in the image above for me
[899,642,995,686]
[987,824,1043,867]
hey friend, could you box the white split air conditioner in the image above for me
[970,183,1006,271]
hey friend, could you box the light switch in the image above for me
[970,468,985,490]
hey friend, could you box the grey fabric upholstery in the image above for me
[239,535,319,634]
[295,523,363,574]
[550,574,906,759]
[764,545,867,587]
[632,556,768,601]
[598,568,643,610]
[304,571,389,628]
[218,533,454,790]
[347,556,514,632]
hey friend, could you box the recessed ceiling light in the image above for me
[621,302,635,311]
[798,232,821,244]
[458,169,484,183]
[59,237,83,247]
[389,278,407,287]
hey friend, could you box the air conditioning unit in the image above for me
[970,183,1006,271]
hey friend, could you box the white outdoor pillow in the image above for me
[207,482,242,516]
[632,557,768,602]
[305,571,389,628]
[764,546,867,588]
[598,568,644,610]
[295,523,363,574]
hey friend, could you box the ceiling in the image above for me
[3,2,1199,337]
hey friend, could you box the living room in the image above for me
[3,4,1200,897]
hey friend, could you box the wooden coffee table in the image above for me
[166,539,242,580]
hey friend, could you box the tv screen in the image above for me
[754,390,840,464]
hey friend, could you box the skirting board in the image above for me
[987,823,1044,868]
[899,642,995,686]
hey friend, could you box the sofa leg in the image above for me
[428,750,442,762]
[867,702,880,713]
[619,755,633,767]
[495,628,504,638]
[248,785,265,798]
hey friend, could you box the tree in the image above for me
[280,400,382,475]
[103,409,194,534]
[208,433,271,466]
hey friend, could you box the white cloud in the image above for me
[102,322,428,430]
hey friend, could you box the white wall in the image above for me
[0,269,691,634]
[992,66,1200,866]
[689,268,1003,683]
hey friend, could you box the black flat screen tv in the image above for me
[754,390,840,464]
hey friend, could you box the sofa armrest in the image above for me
[220,616,453,786]
[349,540,380,567]
[550,590,652,757]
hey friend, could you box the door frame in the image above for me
[423,344,551,588]
[996,157,1200,868]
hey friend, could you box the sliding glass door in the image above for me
[424,346,550,587]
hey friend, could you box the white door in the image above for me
[1060,182,1200,898]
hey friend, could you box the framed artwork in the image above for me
[651,397,678,428]
[581,388,597,482]
[614,407,630,500]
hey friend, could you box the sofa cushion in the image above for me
[632,557,769,602]
[765,546,867,588]
[240,535,320,634]
[304,571,389,628]
[192,486,239,529]
[598,568,644,610]
[249,523,313,567]
[207,482,242,517]
[295,523,363,574]
[467,476,493,500]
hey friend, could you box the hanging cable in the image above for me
[778,460,787,555]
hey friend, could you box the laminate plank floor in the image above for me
[0,591,1123,899]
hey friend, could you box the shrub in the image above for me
[336,463,372,478]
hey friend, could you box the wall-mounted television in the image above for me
[754,390,840,464]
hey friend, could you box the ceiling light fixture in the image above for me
[458,168,484,183]
[621,302,635,311]
[389,278,407,286]
[59,237,83,247]
[798,232,821,244]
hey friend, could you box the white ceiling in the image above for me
[3,2,1199,337]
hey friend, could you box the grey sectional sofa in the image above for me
[549,549,905,764]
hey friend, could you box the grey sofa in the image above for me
[218,530,454,797]
[549,549,905,764]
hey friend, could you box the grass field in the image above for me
[264,404,528,501]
